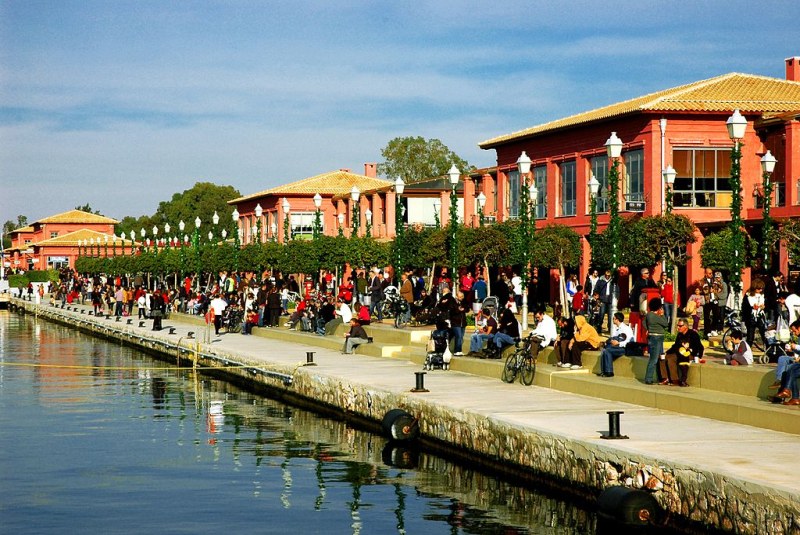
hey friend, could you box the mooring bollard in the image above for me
[168,327,176,335]
[115,317,121,322]
[602,411,628,439]
[139,321,146,328]
[306,351,317,366]
[411,371,429,393]
[126,319,133,325]
[187,331,195,339]
[80,309,85,314]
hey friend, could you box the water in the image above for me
[0,312,598,534]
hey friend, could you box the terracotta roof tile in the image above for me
[36,209,119,225]
[479,72,800,148]
[230,170,392,204]
[31,229,135,248]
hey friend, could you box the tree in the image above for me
[74,204,102,215]
[377,136,472,184]
[778,219,800,264]
[699,226,757,275]
[115,182,241,241]
[529,224,582,310]
[462,226,509,295]
[2,215,29,248]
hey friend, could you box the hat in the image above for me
[714,272,722,278]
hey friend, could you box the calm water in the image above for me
[0,311,598,534]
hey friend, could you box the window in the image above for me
[533,165,547,219]
[289,212,318,240]
[50,231,59,239]
[560,161,576,216]
[507,170,520,218]
[590,156,609,213]
[672,148,732,208]
[624,150,644,203]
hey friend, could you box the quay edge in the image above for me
[8,297,799,535]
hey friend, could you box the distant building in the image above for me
[3,209,122,271]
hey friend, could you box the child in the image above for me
[687,287,705,331]
[572,285,585,316]
[587,292,601,330]
[725,329,753,366]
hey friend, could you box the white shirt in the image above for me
[610,321,634,347]
[511,276,522,296]
[210,297,228,315]
[338,303,352,323]
[786,293,800,324]
[532,314,558,347]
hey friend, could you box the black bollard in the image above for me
[602,411,628,439]
[187,331,194,339]
[139,321,146,328]
[80,310,85,314]
[411,371,429,393]
[115,317,121,322]
[126,319,133,325]
[168,327,176,335]
[306,351,317,366]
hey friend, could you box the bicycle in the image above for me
[501,333,538,386]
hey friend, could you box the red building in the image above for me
[478,57,800,296]
[3,209,121,271]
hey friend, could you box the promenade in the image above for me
[10,296,800,534]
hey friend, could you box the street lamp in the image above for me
[605,131,624,319]
[313,193,322,239]
[395,177,405,270]
[270,222,277,242]
[516,153,532,329]
[433,198,441,229]
[364,208,372,238]
[760,149,777,270]
[337,213,345,237]
[231,208,240,270]
[662,165,676,214]
[726,109,747,310]
[476,192,486,227]
[448,164,460,279]
[254,203,263,244]
[282,198,291,242]
[350,186,361,236]
[588,174,600,265]
[193,216,201,290]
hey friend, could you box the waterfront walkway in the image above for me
[11,297,800,533]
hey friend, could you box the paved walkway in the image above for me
[24,298,799,501]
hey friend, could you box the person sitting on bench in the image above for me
[342,318,369,354]
[493,301,520,353]
[658,318,703,386]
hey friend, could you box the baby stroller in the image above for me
[424,326,451,371]
[380,285,401,319]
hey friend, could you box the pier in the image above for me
[9,296,800,534]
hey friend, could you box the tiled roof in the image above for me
[479,72,800,148]
[7,225,34,235]
[36,209,119,225]
[31,229,135,248]
[230,170,392,204]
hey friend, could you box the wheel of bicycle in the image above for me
[394,314,408,329]
[765,343,786,364]
[520,354,536,385]
[720,328,733,353]
[501,353,517,383]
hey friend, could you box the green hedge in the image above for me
[7,269,58,288]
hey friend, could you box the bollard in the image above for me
[602,411,628,439]
[80,309,85,314]
[126,319,133,325]
[187,331,195,339]
[168,327,176,335]
[139,321,146,328]
[115,317,121,322]
[306,351,317,366]
[411,371,429,393]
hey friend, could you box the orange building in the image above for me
[3,209,123,271]
[478,57,800,296]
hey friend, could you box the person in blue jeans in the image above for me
[643,297,669,384]
[597,312,633,377]
[770,320,800,389]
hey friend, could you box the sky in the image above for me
[1,0,798,224]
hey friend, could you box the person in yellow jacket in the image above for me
[563,315,603,369]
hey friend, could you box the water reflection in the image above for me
[1,313,600,534]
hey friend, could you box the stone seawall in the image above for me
[11,298,800,535]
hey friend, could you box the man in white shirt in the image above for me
[511,272,523,309]
[529,308,557,361]
[209,294,228,335]
[597,312,634,377]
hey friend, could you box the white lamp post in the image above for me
[476,192,486,226]
[662,165,676,213]
[448,164,460,278]
[760,149,778,269]
[350,186,361,235]
[727,109,746,309]
[254,203,263,244]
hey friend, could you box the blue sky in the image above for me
[1,0,798,223]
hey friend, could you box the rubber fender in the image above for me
[381,409,419,441]
[597,486,662,526]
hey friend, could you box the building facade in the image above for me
[479,58,800,297]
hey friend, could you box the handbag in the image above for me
[684,300,696,315]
